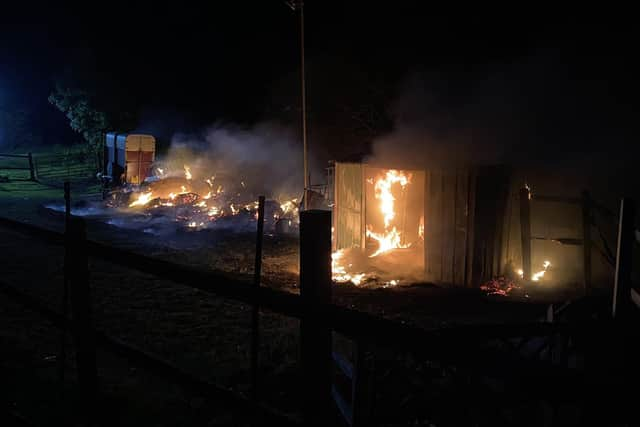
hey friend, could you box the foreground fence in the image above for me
[0,190,638,425]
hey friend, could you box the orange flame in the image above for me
[367,170,411,257]
[129,191,154,207]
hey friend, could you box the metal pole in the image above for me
[300,1,309,210]
[519,187,532,283]
[251,196,265,402]
[612,198,635,319]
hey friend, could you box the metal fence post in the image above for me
[612,198,635,319]
[300,210,333,426]
[66,217,98,420]
[519,187,532,283]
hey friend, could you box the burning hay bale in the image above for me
[100,163,301,236]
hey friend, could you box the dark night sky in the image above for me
[0,2,637,162]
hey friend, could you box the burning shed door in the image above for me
[332,162,425,283]
[333,162,365,251]
[364,167,425,277]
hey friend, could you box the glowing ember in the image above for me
[331,249,402,287]
[184,165,192,180]
[481,276,522,296]
[207,207,221,217]
[129,191,154,207]
[367,170,412,257]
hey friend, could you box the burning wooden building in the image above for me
[328,161,511,287]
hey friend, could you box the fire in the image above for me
[280,198,299,216]
[332,249,366,286]
[366,226,410,258]
[122,164,300,232]
[129,191,154,207]
[516,260,552,282]
[367,170,411,257]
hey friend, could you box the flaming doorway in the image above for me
[330,162,511,288]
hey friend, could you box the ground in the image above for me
[0,158,588,426]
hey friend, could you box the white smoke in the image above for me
[164,121,306,200]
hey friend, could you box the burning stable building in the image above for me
[329,161,511,287]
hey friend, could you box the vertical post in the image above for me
[251,196,265,402]
[66,217,97,420]
[451,172,458,284]
[582,191,592,295]
[519,187,532,282]
[27,152,36,181]
[300,210,333,426]
[440,176,445,282]
[612,198,635,319]
[64,182,71,226]
[59,182,72,383]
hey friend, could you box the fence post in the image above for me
[300,210,333,426]
[58,182,72,384]
[519,187,532,282]
[251,196,265,403]
[612,198,635,319]
[582,190,592,295]
[66,217,98,420]
[27,152,36,181]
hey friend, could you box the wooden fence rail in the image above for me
[0,152,35,181]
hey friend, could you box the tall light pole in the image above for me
[286,0,309,210]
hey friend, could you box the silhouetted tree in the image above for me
[48,82,109,169]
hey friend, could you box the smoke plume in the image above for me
[162,121,307,200]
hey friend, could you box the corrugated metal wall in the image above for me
[333,162,511,287]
